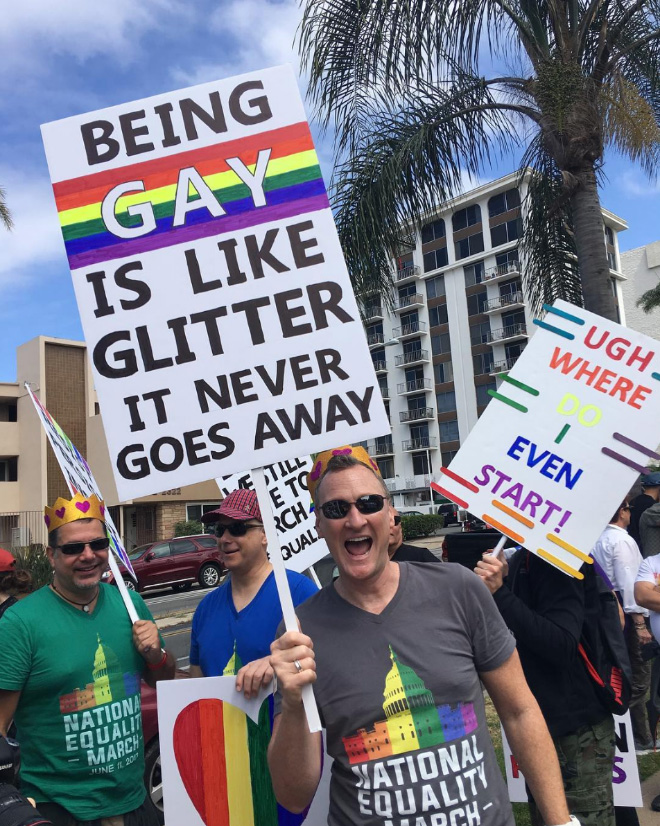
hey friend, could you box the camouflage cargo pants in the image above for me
[528,715,615,826]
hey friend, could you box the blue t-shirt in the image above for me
[189,569,318,675]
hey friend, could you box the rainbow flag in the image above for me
[52,121,328,271]
[173,697,302,826]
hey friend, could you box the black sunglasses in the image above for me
[319,494,386,520]
[214,522,263,538]
[56,537,110,555]
[394,515,402,526]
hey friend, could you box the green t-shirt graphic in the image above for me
[0,584,157,819]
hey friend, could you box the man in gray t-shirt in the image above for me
[268,447,574,826]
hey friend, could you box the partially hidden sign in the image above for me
[217,456,327,573]
[433,301,660,577]
[26,384,136,579]
[41,65,389,501]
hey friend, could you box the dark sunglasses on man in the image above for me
[55,537,111,555]
[213,522,263,538]
[319,494,386,520]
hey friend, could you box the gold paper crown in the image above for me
[307,445,381,503]
[44,493,106,532]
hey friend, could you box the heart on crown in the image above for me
[56,507,66,519]
[75,501,91,514]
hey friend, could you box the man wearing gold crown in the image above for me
[0,493,174,826]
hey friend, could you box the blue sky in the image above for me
[0,0,658,382]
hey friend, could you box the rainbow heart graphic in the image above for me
[173,697,303,826]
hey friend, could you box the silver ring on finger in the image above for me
[293,659,304,673]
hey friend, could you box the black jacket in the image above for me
[493,550,609,737]
[393,542,439,562]
[629,492,656,552]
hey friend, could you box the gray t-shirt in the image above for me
[292,561,516,826]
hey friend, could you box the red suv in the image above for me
[110,534,225,594]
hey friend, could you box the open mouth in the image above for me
[345,537,373,557]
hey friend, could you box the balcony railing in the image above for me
[484,261,521,281]
[392,320,427,339]
[394,293,424,310]
[402,437,438,451]
[367,332,385,347]
[486,322,528,343]
[363,304,384,321]
[379,385,390,399]
[372,360,387,372]
[399,407,435,423]
[485,291,524,312]
[395,349,429,367]
[371,439,395,456]
[395,264,421,282]
[490,355,521,375]
[397,378,432,394]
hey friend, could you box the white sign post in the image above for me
[433,301,660,577]
[41,65,390,729]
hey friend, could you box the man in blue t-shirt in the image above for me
[189,488,318,694]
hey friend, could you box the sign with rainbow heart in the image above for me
[433,300,660,577]
[157,677,330,826]
[40,65,389,501]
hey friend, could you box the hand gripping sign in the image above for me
[433,301,660,578]
[25,384,139,622]
[41,65,390,729]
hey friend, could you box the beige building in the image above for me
[0,336,220,550]
[620,241,660,342]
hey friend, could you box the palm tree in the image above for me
[298,0,660,320]
[0,185,12,231]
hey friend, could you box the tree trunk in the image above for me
[570,164,618,321]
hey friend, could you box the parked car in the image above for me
[108,535,225,594]
[436,502,459,525]
[399,509,424,517]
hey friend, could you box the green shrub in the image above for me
[174,519,204,537]
[13,545,52,591]
[401,514,444,540]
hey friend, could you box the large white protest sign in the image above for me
[41,65,389,502]
[157,677,330,826]
[217,456,327,572]
[502,712,642,807]
[433,300,660,577]
[25,384,139,621]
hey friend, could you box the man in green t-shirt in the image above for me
[0,493,174,826]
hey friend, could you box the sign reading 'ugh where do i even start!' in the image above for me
[433,301,660,577]
[41,65,389,500]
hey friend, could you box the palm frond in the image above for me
[0,186,13,231]
[637,282,660,313]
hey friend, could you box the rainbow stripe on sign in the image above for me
[53,121,328,270]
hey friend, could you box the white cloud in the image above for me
[0,166,66,288]
[619,171,660,198]
[0,0,184,77]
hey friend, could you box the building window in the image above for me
[412,452,432,475]
[436,390,456,413]
[377,457,394,479]
[473,352,494,375]
[464,261,485,287]
[605,225,614,245]
[488,188,521,218]
[476,382,496,407]
[469,321,491,345]
[421,218,446,243]
[496,249,519,268]
[490,218,521,248]
[429,303,448,327]
[452,205,481,231]
[441,450,458,466]
[466,290,488,316]
[423,247,449,273]
[0,457,18,482]
[407,394,427,412]
[607,251,616,270]
[431,333,451,355]
[455,232,484,260]
[434,361,453,384]
[398,283,418,300]
[426,274,446,299]
[187,503,221,523]
[439,419,459,442]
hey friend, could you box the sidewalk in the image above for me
[639,771,660,825]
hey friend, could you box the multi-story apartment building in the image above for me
[0,336,221,549]
[358,172,628,512]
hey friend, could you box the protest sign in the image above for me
[217,455,327,573]
[41,65,389,502]
[157,676,330,826]
[433,301,660,577]
[25,383,139,622]
[502,712,642,806]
